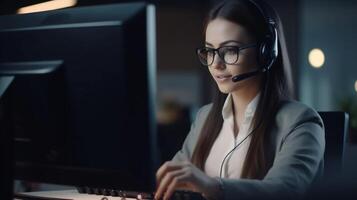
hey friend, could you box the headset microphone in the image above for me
[231,67,267,82]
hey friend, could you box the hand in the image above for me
[154,160,221,200]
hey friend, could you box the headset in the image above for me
[220,0,280,178]
[232,0,279,82]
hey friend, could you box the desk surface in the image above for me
[15,190,139,200]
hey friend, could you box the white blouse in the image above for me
[204,93,260,178]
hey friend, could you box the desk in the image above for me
[15,190,138,200]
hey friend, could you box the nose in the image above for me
[211,54,225,70]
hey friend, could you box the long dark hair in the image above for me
[191,0,294,179]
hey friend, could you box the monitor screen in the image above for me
[0,2,158,193]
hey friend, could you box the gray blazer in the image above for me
[172,100,325,200]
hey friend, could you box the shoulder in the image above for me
[196,103,213,118]
[274,99,324,140]
[192,103,213,129]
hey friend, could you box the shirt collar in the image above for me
[222,92,261,120]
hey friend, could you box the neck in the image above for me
[230,78,261,127]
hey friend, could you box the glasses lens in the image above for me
[220,46,239,64]
[197,48,214,66]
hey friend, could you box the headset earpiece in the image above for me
[232,0,279,83]
[249,0,278,70]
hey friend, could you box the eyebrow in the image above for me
[205,40,244,47]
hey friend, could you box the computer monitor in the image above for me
[0,2,158,194]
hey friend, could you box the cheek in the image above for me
[244,49,259,64]
[236,51,258,70]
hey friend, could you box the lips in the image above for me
[216,75,232,79]
[215,74,232,82]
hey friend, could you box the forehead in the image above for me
[205,18,252,46]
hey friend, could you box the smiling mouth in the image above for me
[216,75,232,79]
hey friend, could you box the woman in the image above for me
[155,0,325,200]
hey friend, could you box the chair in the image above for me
[306,112,355,199]
[318,111,349,175]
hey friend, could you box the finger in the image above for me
[173,182,193,191]
[159,169,186,193]
[155,169,185,200]
[163,174,189,200]
[156,161,182,183]
[156,161,171,182]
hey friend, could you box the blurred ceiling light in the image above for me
[17,0,77,14]
[355,80,357,93]
[308,48,325,68]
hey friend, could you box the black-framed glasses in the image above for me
[196,43,257,66]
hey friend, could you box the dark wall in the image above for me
[298,0,357,110]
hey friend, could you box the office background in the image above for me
[0,0,356,192]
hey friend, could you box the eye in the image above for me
[197,48,215,66]
[220,46,239,64]
[198,48,213,57]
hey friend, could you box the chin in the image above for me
[217,85,234,94]
[217,82,243,94]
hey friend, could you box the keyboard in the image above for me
[76,186,207,200]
